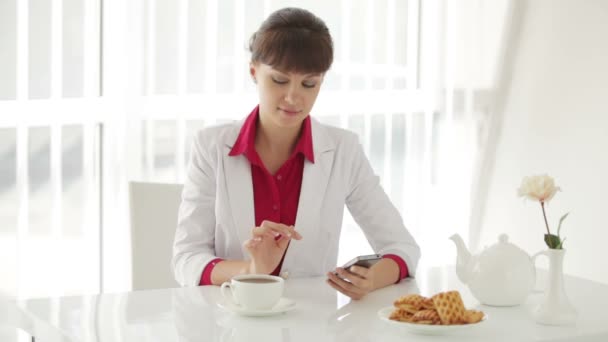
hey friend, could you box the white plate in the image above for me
[217,297,296,317]
[377,306,487,336]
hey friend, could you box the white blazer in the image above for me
[172,117,420,286]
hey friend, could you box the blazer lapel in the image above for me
[283,118,336,273]
[222,122,255,249]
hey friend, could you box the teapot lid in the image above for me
[480,233,531,264]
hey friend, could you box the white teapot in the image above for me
[450,233,535,306]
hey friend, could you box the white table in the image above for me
[0,327,33,342]
[7,267,608,342]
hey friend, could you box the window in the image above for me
[1,0,497,296]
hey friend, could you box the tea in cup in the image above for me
[220,274,284,310]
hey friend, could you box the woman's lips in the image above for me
[279,108,301,116]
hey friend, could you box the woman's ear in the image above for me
[249,63,257,84]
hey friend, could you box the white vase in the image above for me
[533,249,577,325]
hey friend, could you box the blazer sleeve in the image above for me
[344,135,421,276]
[172,130,219,286]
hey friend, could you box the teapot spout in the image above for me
[449,234,472,284]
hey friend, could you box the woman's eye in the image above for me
[272,77,288,85]
[302,82,317,88]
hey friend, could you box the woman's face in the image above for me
[250,63,324,130]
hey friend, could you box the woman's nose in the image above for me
[284,84,301,104]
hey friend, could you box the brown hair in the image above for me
[249,7,333,74]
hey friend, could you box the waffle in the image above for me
[389,307,414,322]
[393,294,428,314]
[464,310,484,324]
[388,291,484,326]
[431,291,466,325]
[411,309,441,325]
[421,297,435,310]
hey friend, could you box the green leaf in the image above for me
[544,234,562,249]
[557,212,569,238]
[557,237,567,249]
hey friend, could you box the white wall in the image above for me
[479,0,608,284]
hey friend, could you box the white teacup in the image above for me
[220,274,284,310]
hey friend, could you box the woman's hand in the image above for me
[326,258,400,300]
[326,266,375,300]
[243,220,302,274]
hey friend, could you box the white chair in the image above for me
[128,181,183,290]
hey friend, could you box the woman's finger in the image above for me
[276,231,293,247]
[252,226,280,239]
[243,237,261,250]
[260,221,291,237]
[327,271,364,295]
[325,276,363,300]
[347,265,370,279]
[334,267,365,288]
[261,221,303,240]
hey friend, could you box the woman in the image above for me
[172,7,420,300]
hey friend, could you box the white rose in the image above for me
[517,174,561,203]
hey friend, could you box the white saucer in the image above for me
[217,297,296,317]
[377,307,487,336]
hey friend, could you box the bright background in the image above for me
[1,0,606,302]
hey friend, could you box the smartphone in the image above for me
[341,254,383,270]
